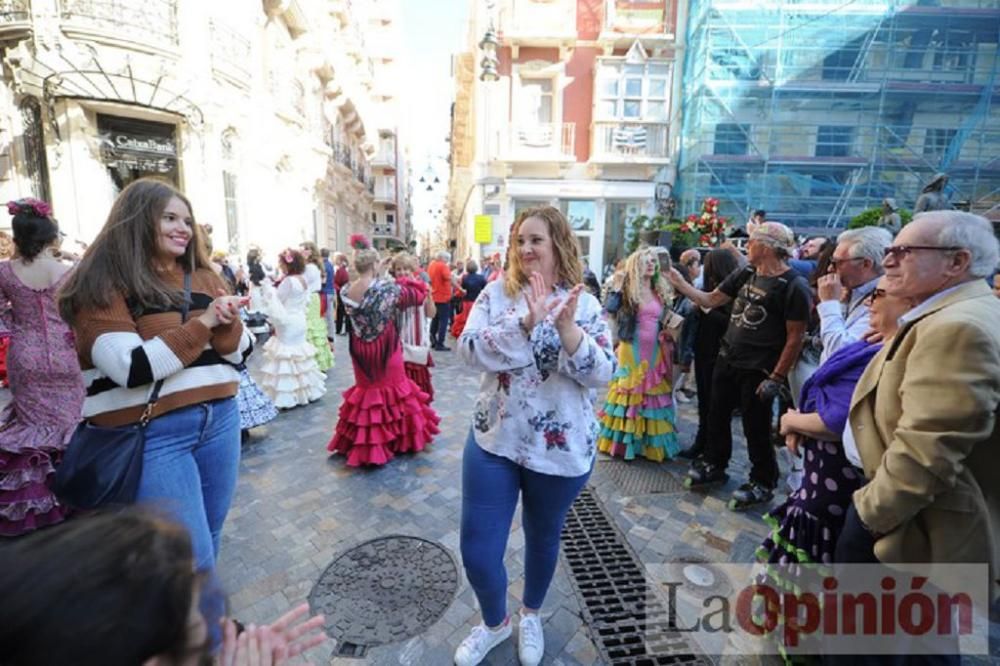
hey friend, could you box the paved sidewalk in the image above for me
[219,334,999,665]
[220,335,784,665]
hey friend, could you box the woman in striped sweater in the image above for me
[58,179,252,592]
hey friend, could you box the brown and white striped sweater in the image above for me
[71,266,253,427]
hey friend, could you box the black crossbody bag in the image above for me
[54,273,192,509]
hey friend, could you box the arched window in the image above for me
[19,97,51,203]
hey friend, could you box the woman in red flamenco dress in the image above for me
[327,238,439,466]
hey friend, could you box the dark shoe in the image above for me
[684,460,728,489]
[435,345,452,352]
[728,481,775,511]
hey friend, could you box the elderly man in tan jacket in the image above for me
[840,212,1000,619]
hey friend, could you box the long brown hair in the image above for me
[299,240,325,281]
[504,206,583,297]
[58,178,211,325]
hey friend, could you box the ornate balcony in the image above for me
[591,120,670,164]
[60,0,179,49]
[210,20,252,86]
[502,123,576,163]
[599,0,675,48]
[0,0,32,43]
[502,0,576,47]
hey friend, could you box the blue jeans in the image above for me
[460,431,591,627]
[136,398,241,569]
[430,301,453,348]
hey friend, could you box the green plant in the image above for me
[848,207,913,230]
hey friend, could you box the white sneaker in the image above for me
[454,619,512,666]
[518,613,544,666]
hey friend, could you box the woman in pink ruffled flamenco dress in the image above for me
[0,199,84,536]
[327,236,439,466]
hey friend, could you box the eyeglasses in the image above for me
[883,245,963,260]
[828,256,865,269]
[864,287,887,305]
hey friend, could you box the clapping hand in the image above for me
[522,273,551,332]
[550,284,584,333]
[220,603,327,665]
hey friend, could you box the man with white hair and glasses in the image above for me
[814,226,892,364]
[838,212,1000,636]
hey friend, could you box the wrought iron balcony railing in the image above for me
[1,0,30,22]
[210,20,251,80]
[592,120,670,163]
[502,123,576,162]
[60,0,179,47]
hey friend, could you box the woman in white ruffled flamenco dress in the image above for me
[257,248,326,409]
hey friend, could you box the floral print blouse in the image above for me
[459,280,616,477]
[342,277,427,343]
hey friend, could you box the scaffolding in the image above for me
[676,0,1000,230]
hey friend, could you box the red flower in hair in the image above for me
[6,198,53,218]
[349,234,371,250]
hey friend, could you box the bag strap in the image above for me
[140,272,192,425]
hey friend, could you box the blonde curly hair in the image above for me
[503,206,583,298]
[619,247,673,315]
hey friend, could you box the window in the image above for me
[596,62,670,121]
[386,213,395,225]
[223,172,239,253]
[19,97,50,203]
[924,128,956,157]
[816,126,853,157]
[714,123,749,156]
[520,78,554,125]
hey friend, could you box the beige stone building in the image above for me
[0,0,409,258]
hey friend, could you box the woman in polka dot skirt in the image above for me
[756,277,913,571]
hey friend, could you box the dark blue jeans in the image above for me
[430,300,453,348]
[460,431,591,627]
[135,398,240,648]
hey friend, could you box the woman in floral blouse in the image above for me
[455,206,615,666]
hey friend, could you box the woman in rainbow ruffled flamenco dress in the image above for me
[597,247,680,462]
[327,236,439,466]
[257,248,326,409]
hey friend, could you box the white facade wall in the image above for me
[0,1,398,261]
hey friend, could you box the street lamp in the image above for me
[479,25,499,82]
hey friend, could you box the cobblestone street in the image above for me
[222,335,780,665]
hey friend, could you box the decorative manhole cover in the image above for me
[595,457,686,496]
[308,536,459,650]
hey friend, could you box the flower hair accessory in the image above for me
[349,234,371,250]
[6,198,53,219]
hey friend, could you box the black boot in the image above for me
[728,481,774,511]
[684,459,728,489]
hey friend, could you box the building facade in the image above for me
[448,0,685,277]
[0,0,407,258]
[676,0,1000,229]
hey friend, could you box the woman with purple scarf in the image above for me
[756,276,913,569]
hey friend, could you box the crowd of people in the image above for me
[0,180,998,665]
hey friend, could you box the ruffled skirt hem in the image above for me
[327,379,440,467]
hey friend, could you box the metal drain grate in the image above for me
[595,458,686,496]
[561,488,711,665]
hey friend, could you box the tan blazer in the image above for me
[848,279,1000,603]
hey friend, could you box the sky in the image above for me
[399,0,470,197]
